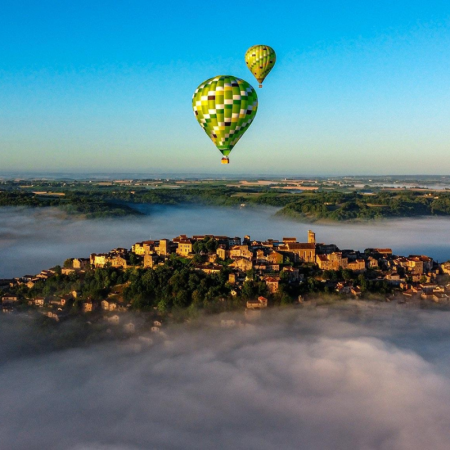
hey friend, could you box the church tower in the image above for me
[308,230,316,244]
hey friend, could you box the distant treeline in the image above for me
[277,191,450,221]
[106,188,298,207]
[0,187,299,217]
[2,187,450,221]
[0,191,141,218]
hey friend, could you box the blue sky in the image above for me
[1,0,450,175]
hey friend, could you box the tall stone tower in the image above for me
[308,230,316,244]
[158,239,170,256]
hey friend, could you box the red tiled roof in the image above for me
[287,243,315,250]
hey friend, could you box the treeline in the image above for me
[0,191,141,218]
[106,187,298,207]
[278,191,450,221]
[0,191,58,207]
[0,186,302,217]
[3,187,450,221]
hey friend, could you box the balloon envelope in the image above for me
[192,75,258,161]
[245,45,276,87]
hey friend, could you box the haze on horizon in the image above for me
[1,0,450,175]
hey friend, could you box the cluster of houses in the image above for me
[88,230,448,300]
[6,269,58,290]
[0,284,165,336]
[2,230,450,318]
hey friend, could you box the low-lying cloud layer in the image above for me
[2,305,450,449]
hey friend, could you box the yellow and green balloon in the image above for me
[245,44,276,88]
[192,75,258,164]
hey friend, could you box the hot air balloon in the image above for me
[192,75,258,164]
[245,45,276,88]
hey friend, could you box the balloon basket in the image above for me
[259,84,262,88]
[221,157,230,165]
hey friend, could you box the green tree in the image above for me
[322,270,332,280]
[357,274,368,292]
[157,299,169,314]
[342,269,354,281]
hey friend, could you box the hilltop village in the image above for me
[2,230,450,335]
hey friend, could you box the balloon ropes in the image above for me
[192,75,258,164]
[245,45,276,88]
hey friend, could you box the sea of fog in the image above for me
[1,205,450,278]
[2,205,450,449]
[2,305,450,449]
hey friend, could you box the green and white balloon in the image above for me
[192,75,258,164]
